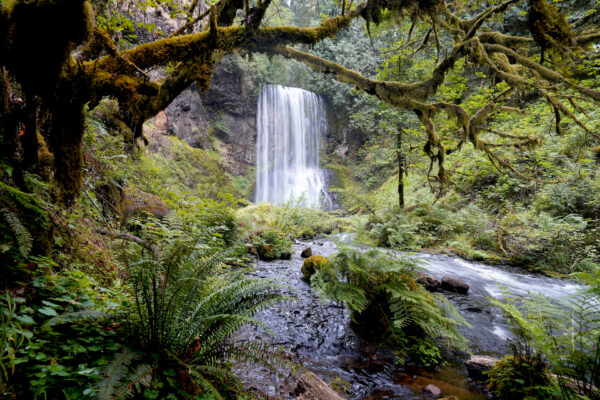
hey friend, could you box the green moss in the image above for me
[301,255,329,281]
[528,0,574,52]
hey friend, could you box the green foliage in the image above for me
[487,355,554,400]
[95,349,152,400]
[126,237,286,397]
[499,211,599,273]
[251,229,292,260]
[311,247,468,363]
[491,278,600,400]
[0,293,31,388]
[7,271,126,399]
[0,179,51,278]
[237,202,343,239]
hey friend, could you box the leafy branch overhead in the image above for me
[271,0,600,184]
[1,0,599,203]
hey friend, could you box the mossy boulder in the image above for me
[122,187,169,221]
[97,181,169,222]
[257,243,275,261]
[301,255,329,281]
[252,229,292,261]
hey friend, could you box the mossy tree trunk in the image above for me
[396,130,405,210]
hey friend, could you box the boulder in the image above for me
[301,256,329,281]
[416,273,440,292]
[465,355,499,381]
[281,251,292,260]
[441,276,469,294]
[292,371,345,400]
[152,110,169,131]
[301,246,312,258]
[423,384,442,398]
[122,187,170,221]
[257,244,275,261]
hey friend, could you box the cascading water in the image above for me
[255,85,332,208]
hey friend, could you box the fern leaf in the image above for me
[0,205,32,257]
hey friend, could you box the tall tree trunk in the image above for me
[396,130,405,209]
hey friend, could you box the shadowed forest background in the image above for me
[1,0,600,399]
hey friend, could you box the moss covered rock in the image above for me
[122,187,169,221]
[257,243,274,261]
[301,255,329,281]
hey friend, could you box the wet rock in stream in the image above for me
[441,276,470,294]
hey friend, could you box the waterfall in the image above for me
[255,84,332,208]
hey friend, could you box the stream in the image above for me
[236,235,583,399]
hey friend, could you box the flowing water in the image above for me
[254,85,332,208]
[247,84,583,398]
[238,235,583,399]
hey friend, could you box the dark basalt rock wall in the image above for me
[156,55,258,175]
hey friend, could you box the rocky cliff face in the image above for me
[152,56,258,176]
[121,0,257,176]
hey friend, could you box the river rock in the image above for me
[416,273,440,292]
[301,247,312,258]
[281,251,292,260]
[423,383,442,398]
[465,355,499,381]
[292,371,346,400]
[441,276,469,294]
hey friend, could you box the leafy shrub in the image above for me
[6,272,125,399]
[488,355,553,400]
[499,211,599,273]
[0,179,51,281]
[537,175,600,219]
[0,293,31,391]
[237,202,340,239]
[311,247,468,364]
[252,229,292,260]
[491,279,600,400]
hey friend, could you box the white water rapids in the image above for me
[255,85,332,208]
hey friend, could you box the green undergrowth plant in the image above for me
[237,201,344,239]
[491,279,600,399]
[356,200,499,262]
[0,174,53,283]
[125,236,289,398]
[488,354,554,400]
[251,229,293,261]
[498,210,599,274]
[4,269,127,399]
[310,246,468,366]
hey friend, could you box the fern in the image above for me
[126,238,288,397]
[311,246,469,353]
[0,205,32,257]
[95,349,151,400]
[42,309,111,330]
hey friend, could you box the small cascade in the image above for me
[255,84,332,208]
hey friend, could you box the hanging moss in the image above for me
[361,0,441,24]
[7,0,93,95]
[528,0,574,54]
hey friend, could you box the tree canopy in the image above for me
[1,0,599,203]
